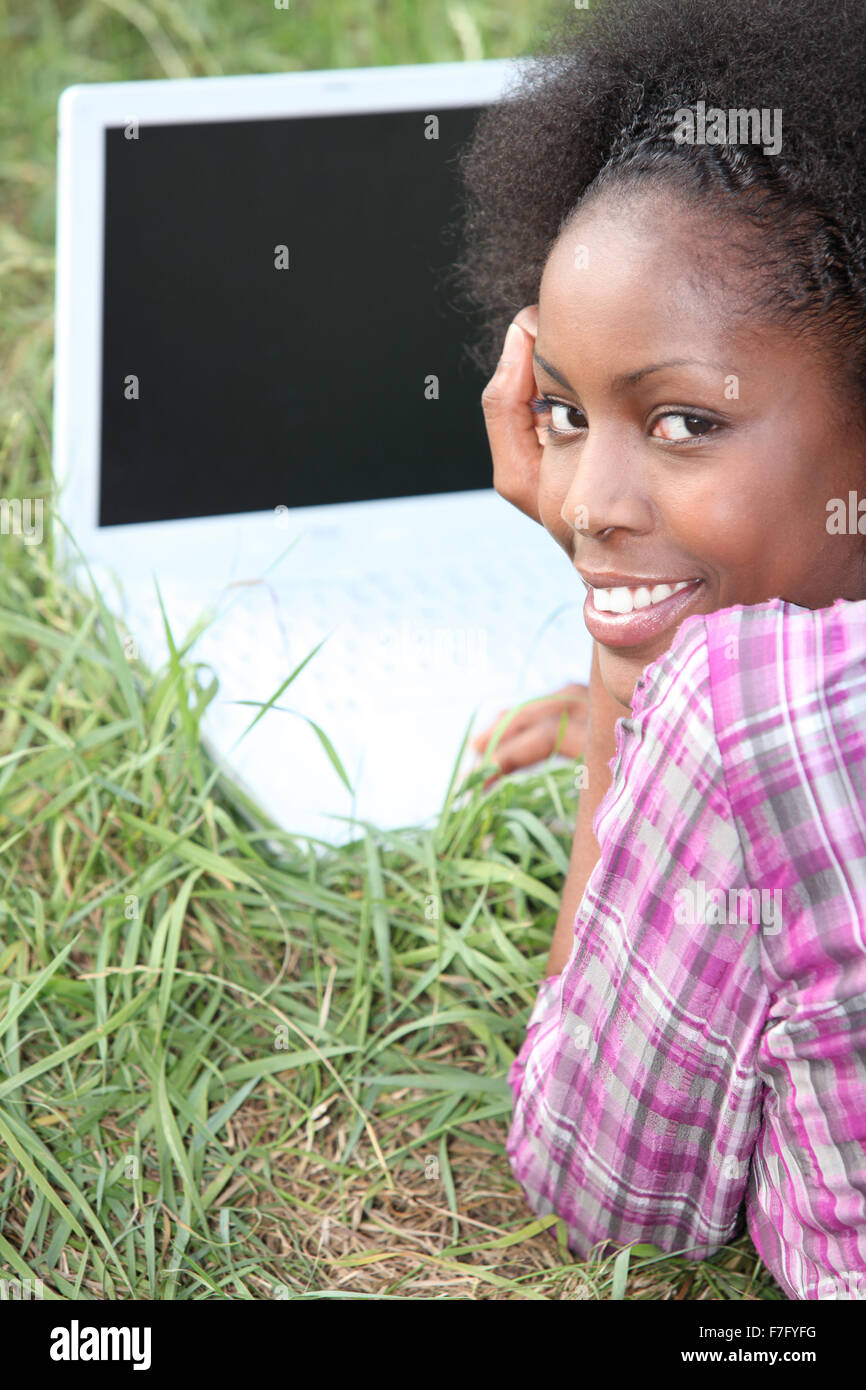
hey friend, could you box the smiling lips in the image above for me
[579,574,705,648]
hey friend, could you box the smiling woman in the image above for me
[449,0,866,1301]
[527,187,866,705]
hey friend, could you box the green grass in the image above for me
[0,0,784,1299]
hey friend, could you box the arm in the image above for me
[704,600,866,1299]
[545,641,630,977]
[507,615,765,1263]
[752,929,866,1299]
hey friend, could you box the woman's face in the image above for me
[534,188,866,709]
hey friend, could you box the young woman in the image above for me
[451,0,866,1298]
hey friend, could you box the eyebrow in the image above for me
[532,351,728,392]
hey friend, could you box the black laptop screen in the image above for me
[99,105,491,526]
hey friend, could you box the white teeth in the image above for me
[592,579,695,614]
[607,587,634,614]
[651,584,675,605]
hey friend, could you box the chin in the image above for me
[599,655,641,712]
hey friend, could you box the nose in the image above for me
[561,428,652,538]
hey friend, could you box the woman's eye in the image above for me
[652,413,716,441]
[529,396,718,443]
[548,403,585,433]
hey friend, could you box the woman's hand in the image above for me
[477,309,587,782]
[480,305,546,521]
[471,683,589,785]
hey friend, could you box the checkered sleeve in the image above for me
[506,611,769,1262]
[705,598,866,1300]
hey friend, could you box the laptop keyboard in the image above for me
[127,563,587,725]
[118,557,591,840]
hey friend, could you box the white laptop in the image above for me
[53,59,593,848]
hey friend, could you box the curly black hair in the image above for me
[446,0,866,404]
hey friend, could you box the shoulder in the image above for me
[700,595,866,738]
[602,595,866,834]
[694,597,866,811]
[627,593,866,744]
[648,597,866,892]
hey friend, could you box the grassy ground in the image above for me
[0,0,784,1299]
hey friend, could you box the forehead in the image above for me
[538,189,747,347]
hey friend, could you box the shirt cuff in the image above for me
[527,971,562,1029]
[507,971,563,1103]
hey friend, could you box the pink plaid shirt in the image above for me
[507,596,866,1300]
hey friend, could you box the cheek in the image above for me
[698,470,832,562]
[705,417,851,557]
[537,451,573,537]
[658,473,766,565]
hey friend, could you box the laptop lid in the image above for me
[52,59,532,588]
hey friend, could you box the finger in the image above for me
[512,304,539,340]
[514,685,589,722]
[479,686,589,744]
[480,311,543,523]
[548,711,589,761]
[473,703,543,755]
[496,710,589,773]
[493,720,571,775]
[471,709,508,751]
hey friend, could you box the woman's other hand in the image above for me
[480,305,545,521]
[471,683,589,785]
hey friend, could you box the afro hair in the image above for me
[447,0,866,392]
